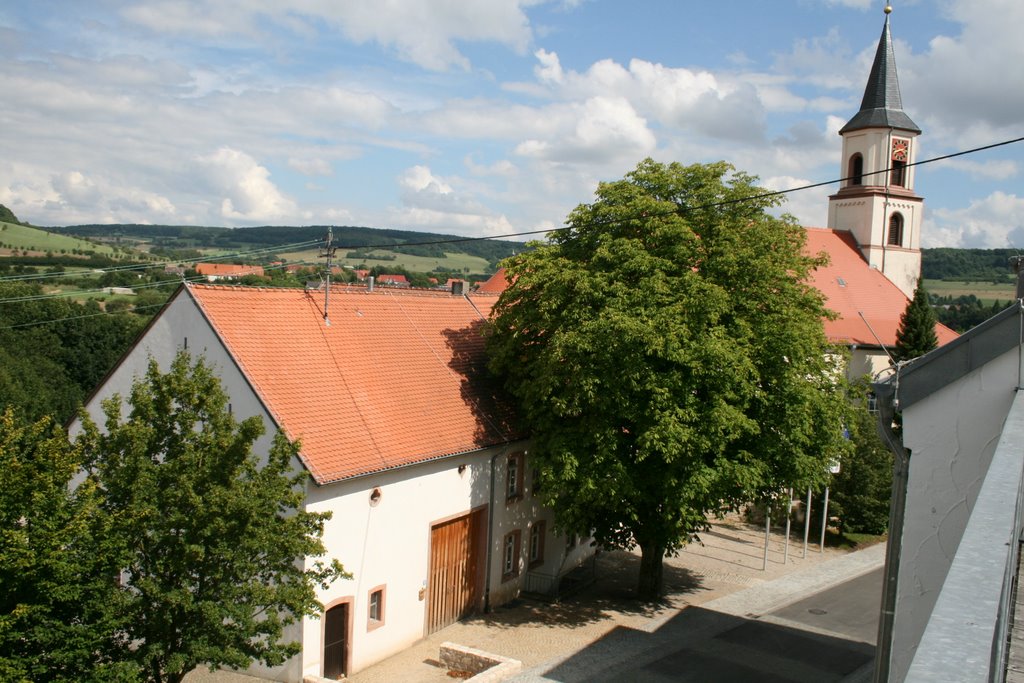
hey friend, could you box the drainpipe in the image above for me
[484,446,509,612]
[873,378,909,683]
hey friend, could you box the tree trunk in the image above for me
[637,539,664,601]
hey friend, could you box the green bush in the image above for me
[825,384,893,535]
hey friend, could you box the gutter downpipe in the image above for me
[484,446,509,612]
[873,377,908,683]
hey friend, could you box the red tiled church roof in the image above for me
[187,284,520,484]
[804,228,956,347]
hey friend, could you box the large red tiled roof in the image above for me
[187,284,520,484]
[804,228,957,347]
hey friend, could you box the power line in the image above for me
[2,135,1021,324]
[3,133,1020,288]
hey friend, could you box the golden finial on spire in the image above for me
[884,3,893,14]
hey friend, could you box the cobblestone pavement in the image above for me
[192,515,884,683]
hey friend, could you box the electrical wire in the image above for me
[3,134,1021,287]
[2,135,1021,327]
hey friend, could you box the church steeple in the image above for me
[840,7,920,135]
[827,4,924,299]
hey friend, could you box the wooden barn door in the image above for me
[427,508,486,634]
[323,602,349,679]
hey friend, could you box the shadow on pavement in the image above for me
[461,550,705,631]
[537,606,874,682]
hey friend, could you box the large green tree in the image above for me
[0,408,132,682]
[487,159,850,599]
[892,278,939,362]
[78,352,347,683]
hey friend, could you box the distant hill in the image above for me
[922,248,1022,283]
[0,204,21,224]
[51,224,526,266]
[0,221,122,258]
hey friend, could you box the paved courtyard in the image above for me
[187,515,884,683]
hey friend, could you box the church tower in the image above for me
[827,5,923,299]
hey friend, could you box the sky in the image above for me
[0,0,1021,248]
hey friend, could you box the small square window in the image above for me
[367,585,385,630]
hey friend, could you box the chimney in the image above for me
[450,280,465,296]
[367,276,375,293]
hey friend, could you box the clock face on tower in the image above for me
[892,139,909,162]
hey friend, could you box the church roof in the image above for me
[805,228,956,347]
[186,284,521,484]
[839,12,921,135]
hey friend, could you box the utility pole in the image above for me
[319,226,337,324]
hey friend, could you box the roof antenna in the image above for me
[319,226,337,326]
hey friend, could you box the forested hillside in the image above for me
[922,248,1020,282]
[52,223,524,265]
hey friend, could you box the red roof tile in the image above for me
[187,284,519,484]
[475,268,509,294]
[804,228,957,347]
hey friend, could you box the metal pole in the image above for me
[784,488,792,564]
[820,486,830,552]
[803,488,812,559]
[763,504,771,571]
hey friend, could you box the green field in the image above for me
[278,248,493,274]
[924,279,1016,305]
[0,221,120,256]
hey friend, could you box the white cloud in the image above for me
[196,147,298,222]
[534,48,564,84]
[464,155,518,178]
[393,164,519,236]
[933,158,1019,181]
[288,157,334,177]
[926,191,1024,248]
[902,0,1024,136]
[121,0,538,71]
[515,96,656,165]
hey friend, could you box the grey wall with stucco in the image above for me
[890,347,1017,682]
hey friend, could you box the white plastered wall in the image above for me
[889,347,1017,682]
[299,445,591,678]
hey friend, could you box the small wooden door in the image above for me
[323,603,349,679]
[427,508,486,634]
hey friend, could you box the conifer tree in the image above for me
[893,279,939,363]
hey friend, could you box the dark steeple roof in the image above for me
[840,11,921,134]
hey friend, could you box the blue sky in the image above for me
[0,0,1021,247]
